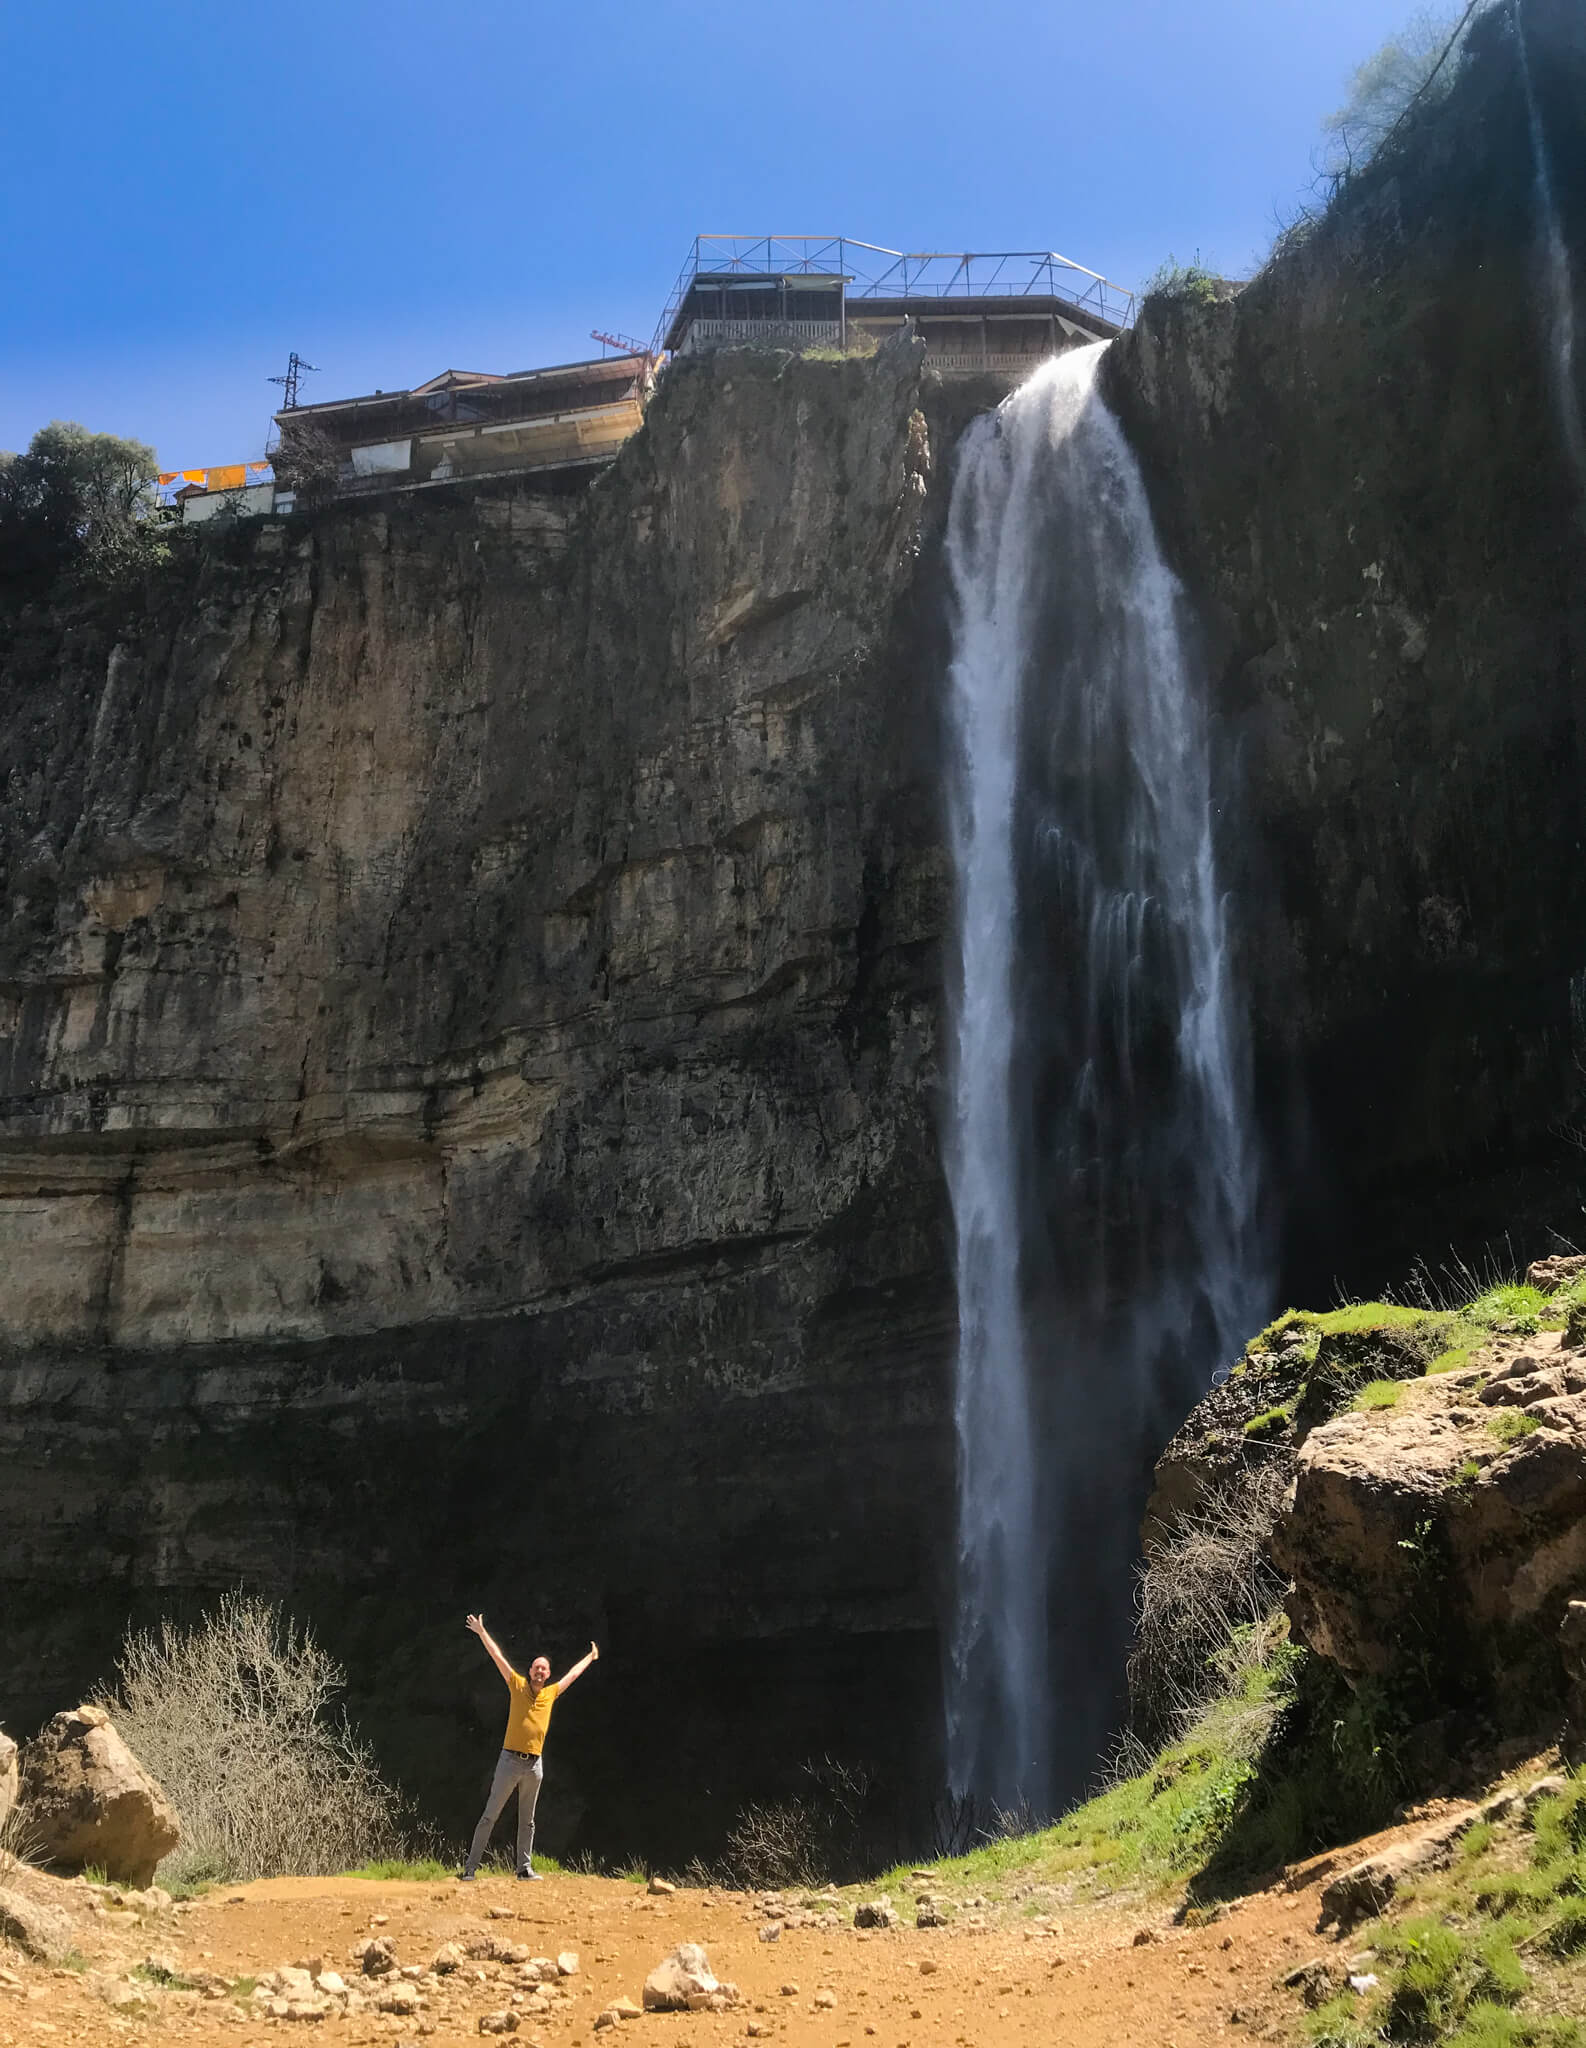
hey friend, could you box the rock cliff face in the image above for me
[0,340,997,1855]
[5,2,1586,1859]
[1105,0,1586,1287]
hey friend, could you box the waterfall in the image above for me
[942,345,1268,1813]
[1514,0,1586,503]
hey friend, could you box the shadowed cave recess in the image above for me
[2,0,1585,1867]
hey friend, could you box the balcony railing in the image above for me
[678,318,844,354]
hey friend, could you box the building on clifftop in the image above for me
[656,236,1134,371]
[270,351,655,504]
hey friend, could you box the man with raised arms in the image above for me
[460,1615,599,1881]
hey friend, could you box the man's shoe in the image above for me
[516,1867,542,1881]
[457,1870,476,1882]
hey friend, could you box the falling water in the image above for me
[1514,0,1586,501]
[942,346,1268,1813]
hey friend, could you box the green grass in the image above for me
[1334,1778,1586,2045]
[1487,1413,1542,1447]
[1245,1403,1295,1438]
[230,1976,257,2003]
[1355,1379,1406,1412]
[344,1857,454,1882]
[1464,1286,1547,1330]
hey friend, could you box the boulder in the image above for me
[1317,1813,1474,1930]
[1525,1256,1586,1294]
[0,1732,16,1828]
[0,1885,74,1961]
[644,1942,718,2010]
[1269,1344,1586,1725]
[18,1706,179,1887]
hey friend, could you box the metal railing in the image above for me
[653,234,1134,353]
[678,318,843,354]
[924,349,1069,376]
[864,250,1134,328]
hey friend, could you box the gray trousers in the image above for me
[465,1748,543,1875]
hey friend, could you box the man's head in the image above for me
[529,1655,552,1689]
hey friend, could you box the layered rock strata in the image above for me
[0,340,990,1854]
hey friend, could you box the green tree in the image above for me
[0,418,161,597]
[1321,4,1479,177]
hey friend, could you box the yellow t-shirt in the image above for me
[504,1677,559,1756]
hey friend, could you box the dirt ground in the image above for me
[0,1826,1425,2048]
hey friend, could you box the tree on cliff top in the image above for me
[0,419,162,599]
[1320,2,1488,178]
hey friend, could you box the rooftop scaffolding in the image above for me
[655,235,1135,356]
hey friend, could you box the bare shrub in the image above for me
[721,1797,823,1890]
[719,1755,874,1890]
[1128,1466,1291,1747]
[0,1798,44,1881]
[100,1594,407,1885]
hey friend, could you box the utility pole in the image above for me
[267,353,320,411]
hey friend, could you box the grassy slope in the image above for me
[876,1280,1586,2044]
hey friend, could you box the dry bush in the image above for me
[719,1756,874,1889]
[101,1594,407,1885]
[721,1797,824,1890]
[1127,1467,1290,1747]
[0,1799,44,1882]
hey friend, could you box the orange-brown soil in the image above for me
[0,1832,1422,2048]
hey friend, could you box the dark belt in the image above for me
[504,1747,542,1761]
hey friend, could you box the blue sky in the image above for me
[0,0,1420,468]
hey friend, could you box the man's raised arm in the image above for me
[465,1613,516,1685]
[555,1641,600,1692]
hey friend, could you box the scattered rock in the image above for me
[596,1994,644,2027]
[918,1961,938,1977]
[0,1734,16,1828]
[1318,1815,1474,1930]
[813,1988,837,2009]
[354,1936,399,1976]
[17,1705,180,1887]
[758,1923,780,1942]
[0,1887,73,1962]
[647,1876,675,1896]
[478,2012,519,2035]
[853,1897,899,1930]
[780,1982,800,1996]
[1132,1928,1156,1947]
[1524,1774,1571,1810]
[430,1944,465,1974]
[465,1933,530,1965]
[1282,1959,1337,2009]
[556,1952,579,1976]
[376,1986,422,2015]
[916,1903,947,1929]
[644,1942,727,2011]
[1525,1256,1586,1294]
